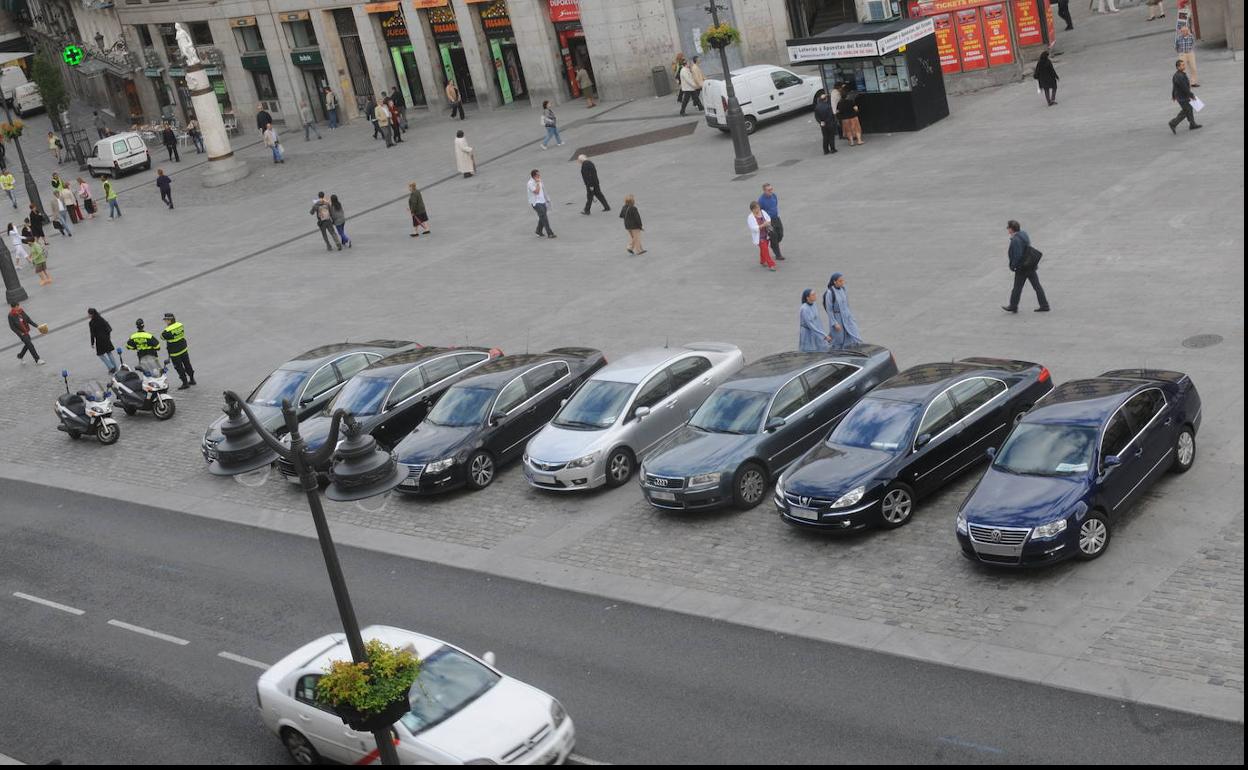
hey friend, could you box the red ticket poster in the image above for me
[1015,0,1043,46]
[956,8,987,70]
[1046,0,1057,40]
[933,13,962,73]
[982,4,1015,65]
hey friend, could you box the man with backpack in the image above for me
[310,192,342,251]
[1002,220,1050,313]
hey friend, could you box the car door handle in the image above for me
[701,377,711,385]
[665,401,676,409]
[1163,417,1173,426]
[1133,447,1144,458]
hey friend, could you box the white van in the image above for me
[702,64,825,134]
[87,132,151,178]
[1,65,28,104]
[12,82,43,118]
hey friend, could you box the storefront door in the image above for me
[301,68,329,120]
[438,44,475,103]
[389,45,428,107]
[487,38,527,103]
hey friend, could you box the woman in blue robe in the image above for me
[823,272,862,348]
[799,288,830,352]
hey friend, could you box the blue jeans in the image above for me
[108,199,121,218]
[98,351,117,372]
[271,144,283,162]
[327,108,338,129]
[58,211,72,235]
[335,223,349,245]
[542,125,563,147]
[303,121,321,140]
[4,188,15,208]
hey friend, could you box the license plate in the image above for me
[532,474,556,485]
[789,506,818,521]
[651,491,676,501]
[399,478,419,488]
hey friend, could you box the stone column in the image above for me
[450,0,497,110]
[183,56,250,187]
[508,0,565,106]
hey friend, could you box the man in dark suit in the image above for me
[1002,220,1050,314]
[814,91,837,155]
[1168,59,1202,134]
[578,155,610,215]
[255,103,273,136]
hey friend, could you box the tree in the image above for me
[31,53,68,131]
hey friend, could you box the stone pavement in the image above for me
[1,8,1242,722]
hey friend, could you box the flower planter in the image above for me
[333,694,411,733]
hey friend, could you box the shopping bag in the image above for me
[1191,97,1205,112]
[37,323,49,335]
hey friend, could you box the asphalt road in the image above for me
[0,481,1241,765]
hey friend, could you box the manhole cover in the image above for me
[1182,334,1223,349]
[776,159,802,167]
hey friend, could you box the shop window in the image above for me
[233,25,265,53]
[189,22,213,45]
[135,25,154,48]
[250,70,278,102]
[822,55,912,94]
[283,20,318,49]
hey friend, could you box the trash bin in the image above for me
[651,65,672,98]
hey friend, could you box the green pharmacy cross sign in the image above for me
[62,45,85,67]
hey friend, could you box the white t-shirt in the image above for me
[527,178,548,206]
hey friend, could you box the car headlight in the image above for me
[550,699,567,728]
[1033,517,1068,539]
[956,510,968,535]
[426,456,455,474]
[687,471,722,489]
[566,452,598,469]
[831,485,865,508]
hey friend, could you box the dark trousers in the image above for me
[15,334,39,361]
[318,220,342,249]
[1169,102,1197,130]
[371,119,383,139]
[1008,268,1049,310]
[171,353,194,384]
[380,125,393,147]
[533,203,553,236]
[583,185,609,213]
[819,123,837,153]
[679,90,703,114]
[160,189,173,208]
[165,142,180,162]
[450,101,465,120]
[391,121,402,143]
[1041,85,1057,105]
[1055,0,1073,28]
[769,216,784,259]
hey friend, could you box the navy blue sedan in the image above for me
[957,369,1201,567]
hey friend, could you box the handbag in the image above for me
[1021,245,1043,270]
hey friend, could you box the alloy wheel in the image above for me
[1079,518,1107,556]
[1177,431,1195,467]
[739,469,765,505]
[283,730,317,765]
[609,451,632,483]
[880,489,912,525]
[470,453,494,487]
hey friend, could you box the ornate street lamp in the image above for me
[705,2,757,174]
[0,51,41,304]
[209,392,405,765]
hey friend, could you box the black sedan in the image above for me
[640,346,898,511]
[275,346,501,480]
[393,348,606,494]
[775,357,1054,532]
[201,339,416,462]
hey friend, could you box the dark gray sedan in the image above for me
[639,346,898,510]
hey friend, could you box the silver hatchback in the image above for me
[523,343,745,491]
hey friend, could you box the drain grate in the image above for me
[1182,334,1223,349]
[776,159,802,167]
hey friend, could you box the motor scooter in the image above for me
[55,370,120,444]
[111,349,176,420]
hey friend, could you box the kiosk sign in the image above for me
[1014,0,1043,46]
[932,14,961,73]
[982,4,1014,65]
[788,38,879,62]
[955,8,987,70]
[877,18,936,54]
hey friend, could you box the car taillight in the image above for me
[1038,367,1051,382]
[489,348,503,358]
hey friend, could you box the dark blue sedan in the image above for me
[957,369,1202,567]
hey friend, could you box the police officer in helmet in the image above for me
[161,312,196,390]
[125,318,161,364]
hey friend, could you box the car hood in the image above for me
[417,677,554,762]
[645,425,753,477]
[525,423,613,462]
[394,422,477,463]
[204,403,283,443]
[783,442,896,498]
[961,467,1090,527]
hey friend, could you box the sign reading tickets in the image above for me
[788,38,879,63]
[877,18,936,54]
[1014,0,1043,46]
[955,8,987,70]
[982,4,1014,65]
[932,14,961,73]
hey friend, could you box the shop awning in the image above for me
[787,17,936,63]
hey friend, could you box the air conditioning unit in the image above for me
[857,0,900,22]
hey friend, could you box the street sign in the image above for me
[62,45,84,67]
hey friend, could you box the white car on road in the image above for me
[702,64,825,134]
[258,625,576,765]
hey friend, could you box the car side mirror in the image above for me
[482,651,497,667]
[915,433,933,449]
[489,411,507,426]
[634,406,651,419]
[765,417,786,432]
[985,447,996,460]
[1102,455,1121,469]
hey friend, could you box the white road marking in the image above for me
[107,619,190,646]
[12,592,85,616]
[568,754,611,766]
[218,651,270,670]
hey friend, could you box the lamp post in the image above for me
[209,393,406,766]
[706,2,757,174]
[0,50,40,303]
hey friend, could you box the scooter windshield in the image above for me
[137,356,163,377]
[81,381,108,400]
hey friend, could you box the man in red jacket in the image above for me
[8,301,45,365]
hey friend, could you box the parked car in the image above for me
[775,357,1054,531]
[640,346,898,511]
[258,625,576,765]
[702,64,825,134]
[201,340,416,462]
[393,348,605,494]
[523,342,744,491]
[1,65,28,104]
[12,82,42,117]
[86,131,151,178]
[275,346,501,480]
[957,369,1201,567]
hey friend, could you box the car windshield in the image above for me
[993,423,1097,476]
[829,398,920,452]
[400,646,501,735]
[426,386,494,427]
[689,388,769,434]
[249,369,307,407]
[326,373,392,417]
[553,380,634,429]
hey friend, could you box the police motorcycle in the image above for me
[55,370,121,444]
[110,348,176,420]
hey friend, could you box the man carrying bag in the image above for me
[1002,219,1050,313]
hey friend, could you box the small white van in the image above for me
[12,82,43,118]
[702,64,825,134]
[87,132,151,178]
[1,65,29,104]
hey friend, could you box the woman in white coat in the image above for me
[454,130,475,178]
[747,201,775,271]
[7,222,29,268]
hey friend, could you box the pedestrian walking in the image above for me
[758,184,785,261]
[330,194,351,247]
[1054,0,1074,29]
[678,58,704,115]
[1034,50,1059,106]
[837,86,863,145]
[93,110,108,140]
[1168,58,1202,133]
[446,80,465,120]
[102,177,122,219]
[186,117,205,153]
[578,155,610,215]
[799,289,831,352]
[8,301,46,364]
[747,201,775,271]
[1002,220,1050,313]
[619,195,645,255]
[7,222,28,269]
[298,100,322,141]
[576,64,597,107]
[161,312,196,389]
[156,168,174,209]
[1146,0,1166,20]
[63,181,82,224]
[814,92,838,154]
[0,168,16,208]
[310,192,342,251]
[52,187,73,237]
[387,97,404,143]
[324,87,339,129]
[1175,24,1198,87]
[47,132,62,164]
[374,97,393,147]
[455,130,475,178]
[264,123,285,163]
[366,96,383,139]
[161,123,181,162]
[408,182,431,237]
[255,103,273,136]
[540,101,564,149]
[126,318,160,360]
[88,308,117,373]
[77,178,96,220]
[391,86,408,130]
[29,239,50,285]
[823,272,862,347]
[27,204,48,244]
[691,56,706,91]
[527,169,556,238]
[1096,0,1120,13]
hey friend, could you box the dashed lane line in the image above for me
[106,618,190,646]
[11,592,86,615]
[218,651,270,670]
